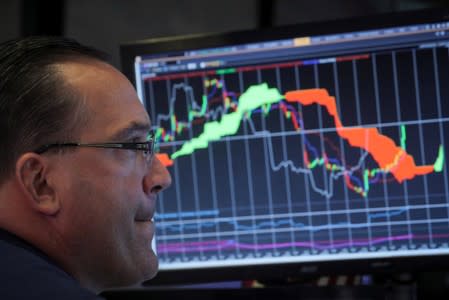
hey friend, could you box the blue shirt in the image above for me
[0,228,104,299]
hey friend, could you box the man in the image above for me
[0,36,171,298]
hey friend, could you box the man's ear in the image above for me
[15,153,60,216]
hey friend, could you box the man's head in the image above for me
[0,37,171,291]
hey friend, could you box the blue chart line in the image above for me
[156,209,219,220]
[367,209,407,220]
[157,208,408,232]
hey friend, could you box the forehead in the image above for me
[58,60,151,140]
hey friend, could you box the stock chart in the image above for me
[145,47,448,266]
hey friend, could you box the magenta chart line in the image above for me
[157,233,449,254]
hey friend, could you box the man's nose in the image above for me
[143,155,172,195]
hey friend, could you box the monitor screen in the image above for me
[120,9,449,284]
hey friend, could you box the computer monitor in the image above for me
[120,8,449,284]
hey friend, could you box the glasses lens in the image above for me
[144,139,155,163]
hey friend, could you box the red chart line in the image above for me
[284,89,435,183]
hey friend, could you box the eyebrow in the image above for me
[109,121,152,141]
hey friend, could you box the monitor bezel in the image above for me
[119,8,449,285]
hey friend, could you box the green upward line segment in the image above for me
[400,125,406,150]
[434,145,445,173]
[171,83,283,159]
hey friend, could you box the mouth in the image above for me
[135,218,153,223]
[135,217,155,240]
[134,209,154,223]
[135,197,156,222]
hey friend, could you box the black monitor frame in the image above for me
[120,8,449,285]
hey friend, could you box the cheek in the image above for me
[58,171,157,284]
[55,154,146,250]
[58,178,137,269]
[75,177,136,225]
[97,155,148,206]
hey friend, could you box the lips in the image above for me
[135,214,153,222]
[135,197,156,222]
[134,207,154,222]
[135,218,155,242]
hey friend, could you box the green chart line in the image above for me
[399,124,444,173]
[434,145,445,173]
[400,125,406,150]
[171,83,282,159]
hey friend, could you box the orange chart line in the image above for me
[284,89,434,183]
[156,153,174,167]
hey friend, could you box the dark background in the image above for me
[1,0,448,68]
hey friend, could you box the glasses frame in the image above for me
[33,132,156,163]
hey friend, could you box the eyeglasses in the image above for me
[33,132,156,163]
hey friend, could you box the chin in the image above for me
[107,252,159,288]
[133,247,159,284]
[144,255,159,281]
